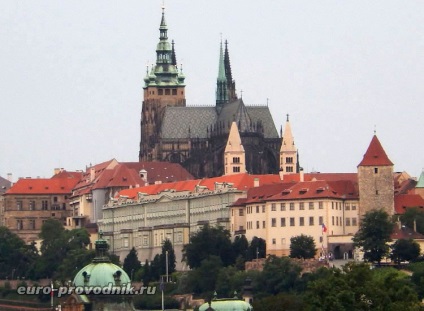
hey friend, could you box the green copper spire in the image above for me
[216,40,228,108]
[417,170,424,188]
[144,7,185,88]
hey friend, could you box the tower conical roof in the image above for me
[416,170,424,188]
[225,122,244,152]
[280,114,296,152]
[358,135,393,166]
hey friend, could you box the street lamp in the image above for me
[166,251,169,283]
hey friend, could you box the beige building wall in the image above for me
[236,197,360,257]
[99,187,244,270]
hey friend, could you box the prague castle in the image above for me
[139,8,294,178]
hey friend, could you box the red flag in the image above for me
[322,223,327,233]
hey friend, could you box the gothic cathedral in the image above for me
[139,8,291,178]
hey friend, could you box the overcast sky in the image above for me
[1,1,423,181]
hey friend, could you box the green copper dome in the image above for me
[73,232,131,287]
[199,299,253,311]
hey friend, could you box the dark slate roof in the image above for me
[217,99,252,133]
[160,102,279,140]
[0,176,11,195]
[161,106,217,139]
[246,106,279,139]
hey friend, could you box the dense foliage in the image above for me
[353,209,394,264]
[289,234,316,259]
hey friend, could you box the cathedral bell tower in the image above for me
[358,134,394,217]
[139,7,186,162]
[279,114,298,175]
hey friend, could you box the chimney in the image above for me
[54,168,61,175]
[300,168,304,182]
[90,167,95,182]
[254,178,260,188]
[7,173,12,183]
[279,169,284,181]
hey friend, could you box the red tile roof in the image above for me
[358,135,393,166]
[5,176,80,195]
[394,194,424,214]
[51,170,83,179]
[268,180,359,201]
[121,162,194,184]
[117,173,281,199]
[391,225,424,240]
[281,173,357,183]
[92,164,143,189]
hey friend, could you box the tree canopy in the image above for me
[182,225,235,268]
[353,209,394,265]
[289,234,316,259]
[390,239,421,265]
[123,247,141,279]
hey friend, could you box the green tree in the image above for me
[159,239,176,278]
[187,255,223,295]
[142,259,152,285]
[390,239,421,265]
[289,234,316,259]
[182,225,235,268]
[246,236,266,261]
[252,293,305,311]
[353,209,394,265]
[258,256,302,295]
[123,247,141,280]
[399,207,424,235]
[0,226,39,279]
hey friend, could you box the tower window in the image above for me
[165,89,170,95]
[374,167,378,174]
[233,166,240,173]
[286,157,293,163]
[286,166,293,173]
[233,157,240,163]
[158,89,163,95]
[172,89,177,95]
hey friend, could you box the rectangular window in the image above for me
[286,166,293,172]
[319,216,323,225]
[345,204,350,210]
[332,216,335,226]
[256,206,259,213]
[286,157,293,163]
[143,237,148,246]
[332,202,334,209]
[42,200,48,210]
[271,203,276,211]
[280,203,286,211]
[262,205,265,213]
[290,217,295,226]
[281,218,286,227]
[319,236,323,243]
[172,89,177,95]
[352,205,357,211]
[352,218,357,226]
[272,238,276,245]
[29,201,35,210]
[17,201,22,210]
[346,218,351,226]
[256,221,260,229]
[233,166,240,173]
[309,202,314,210]
[29,219,35,230]
[299,202,304,210]
[374,167,378,174]
[290,203,295,210]
[281,238,286,245]
[262,221,266,228]
[239,209,244,216]
[336,217,339,226]
[158,89,164,95]
[165,89,171,95]
[233,157,240,163]
[17,220,23,230]
[271,218,276,227]
[319,201,323,209]
[309,217,314,226]
[299,217,304,226]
